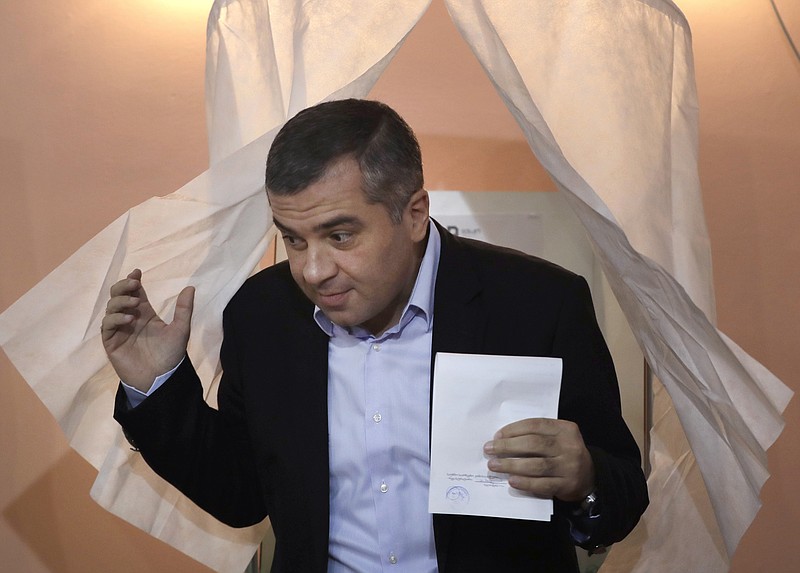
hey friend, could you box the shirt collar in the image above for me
[313,220,441,338]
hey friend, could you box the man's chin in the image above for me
[315,290,352,310]
[317,306,358,328]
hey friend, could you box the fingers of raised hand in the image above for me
[101,294,142,338]
[101,299,137,335]
[105,295,140,315]
[109,277,141,299]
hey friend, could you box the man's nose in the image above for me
[302,245,336,286]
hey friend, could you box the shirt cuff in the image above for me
[120,357,185,408]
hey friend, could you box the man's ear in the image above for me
[407,188,430,242]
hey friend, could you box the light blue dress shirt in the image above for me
[315,224,440,573]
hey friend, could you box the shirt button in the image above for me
[380,481,389,493]
[372,343,381,352]
[372,412,382,423]
[388,553,398,564]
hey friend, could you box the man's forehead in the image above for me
[268,167,376,234]
[266,155,361,197]
[272,212,364,235]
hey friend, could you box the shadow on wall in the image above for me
[3,450,213,573]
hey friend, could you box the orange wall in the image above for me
[0,2,215,572]
[681,1,800,571]
[1,1,797,571]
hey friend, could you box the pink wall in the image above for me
[0,2,214,571]
[682,1,800,571]
[1,1,797,571]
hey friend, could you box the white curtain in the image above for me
[0,1,791,572]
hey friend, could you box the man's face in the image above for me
[269,158,429,336]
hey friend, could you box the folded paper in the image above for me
[429,352,562,520]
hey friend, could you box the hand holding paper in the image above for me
[485,418,595,503]
[101,269,194,392]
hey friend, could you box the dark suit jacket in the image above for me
[115,222,647,572]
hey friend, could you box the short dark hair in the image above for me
[265,99,424,223]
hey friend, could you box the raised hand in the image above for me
[484,418,595,502]
[101,269,195,392]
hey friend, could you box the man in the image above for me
[103,99,647,572]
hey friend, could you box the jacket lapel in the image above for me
[279,287,331,572]
[429,221,487,571]
[430,220,486,357]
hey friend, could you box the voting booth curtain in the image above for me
[0,1,792,571]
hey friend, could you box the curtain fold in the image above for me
[0,1,791,572]
[441,2,791,569]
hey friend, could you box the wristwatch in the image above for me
[567,486,601,520]
[579,488,601,519]
[563,486,606,554]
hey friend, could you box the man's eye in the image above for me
[282,235,299,246]
[330,232,352,244]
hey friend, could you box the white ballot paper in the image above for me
[429,352,562,521]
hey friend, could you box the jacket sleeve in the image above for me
[551,275,649,550]
[113,312,268,528]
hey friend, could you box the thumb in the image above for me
[172,285,195,331]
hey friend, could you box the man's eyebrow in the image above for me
[271,215,362,235]
[314,215,362,232]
